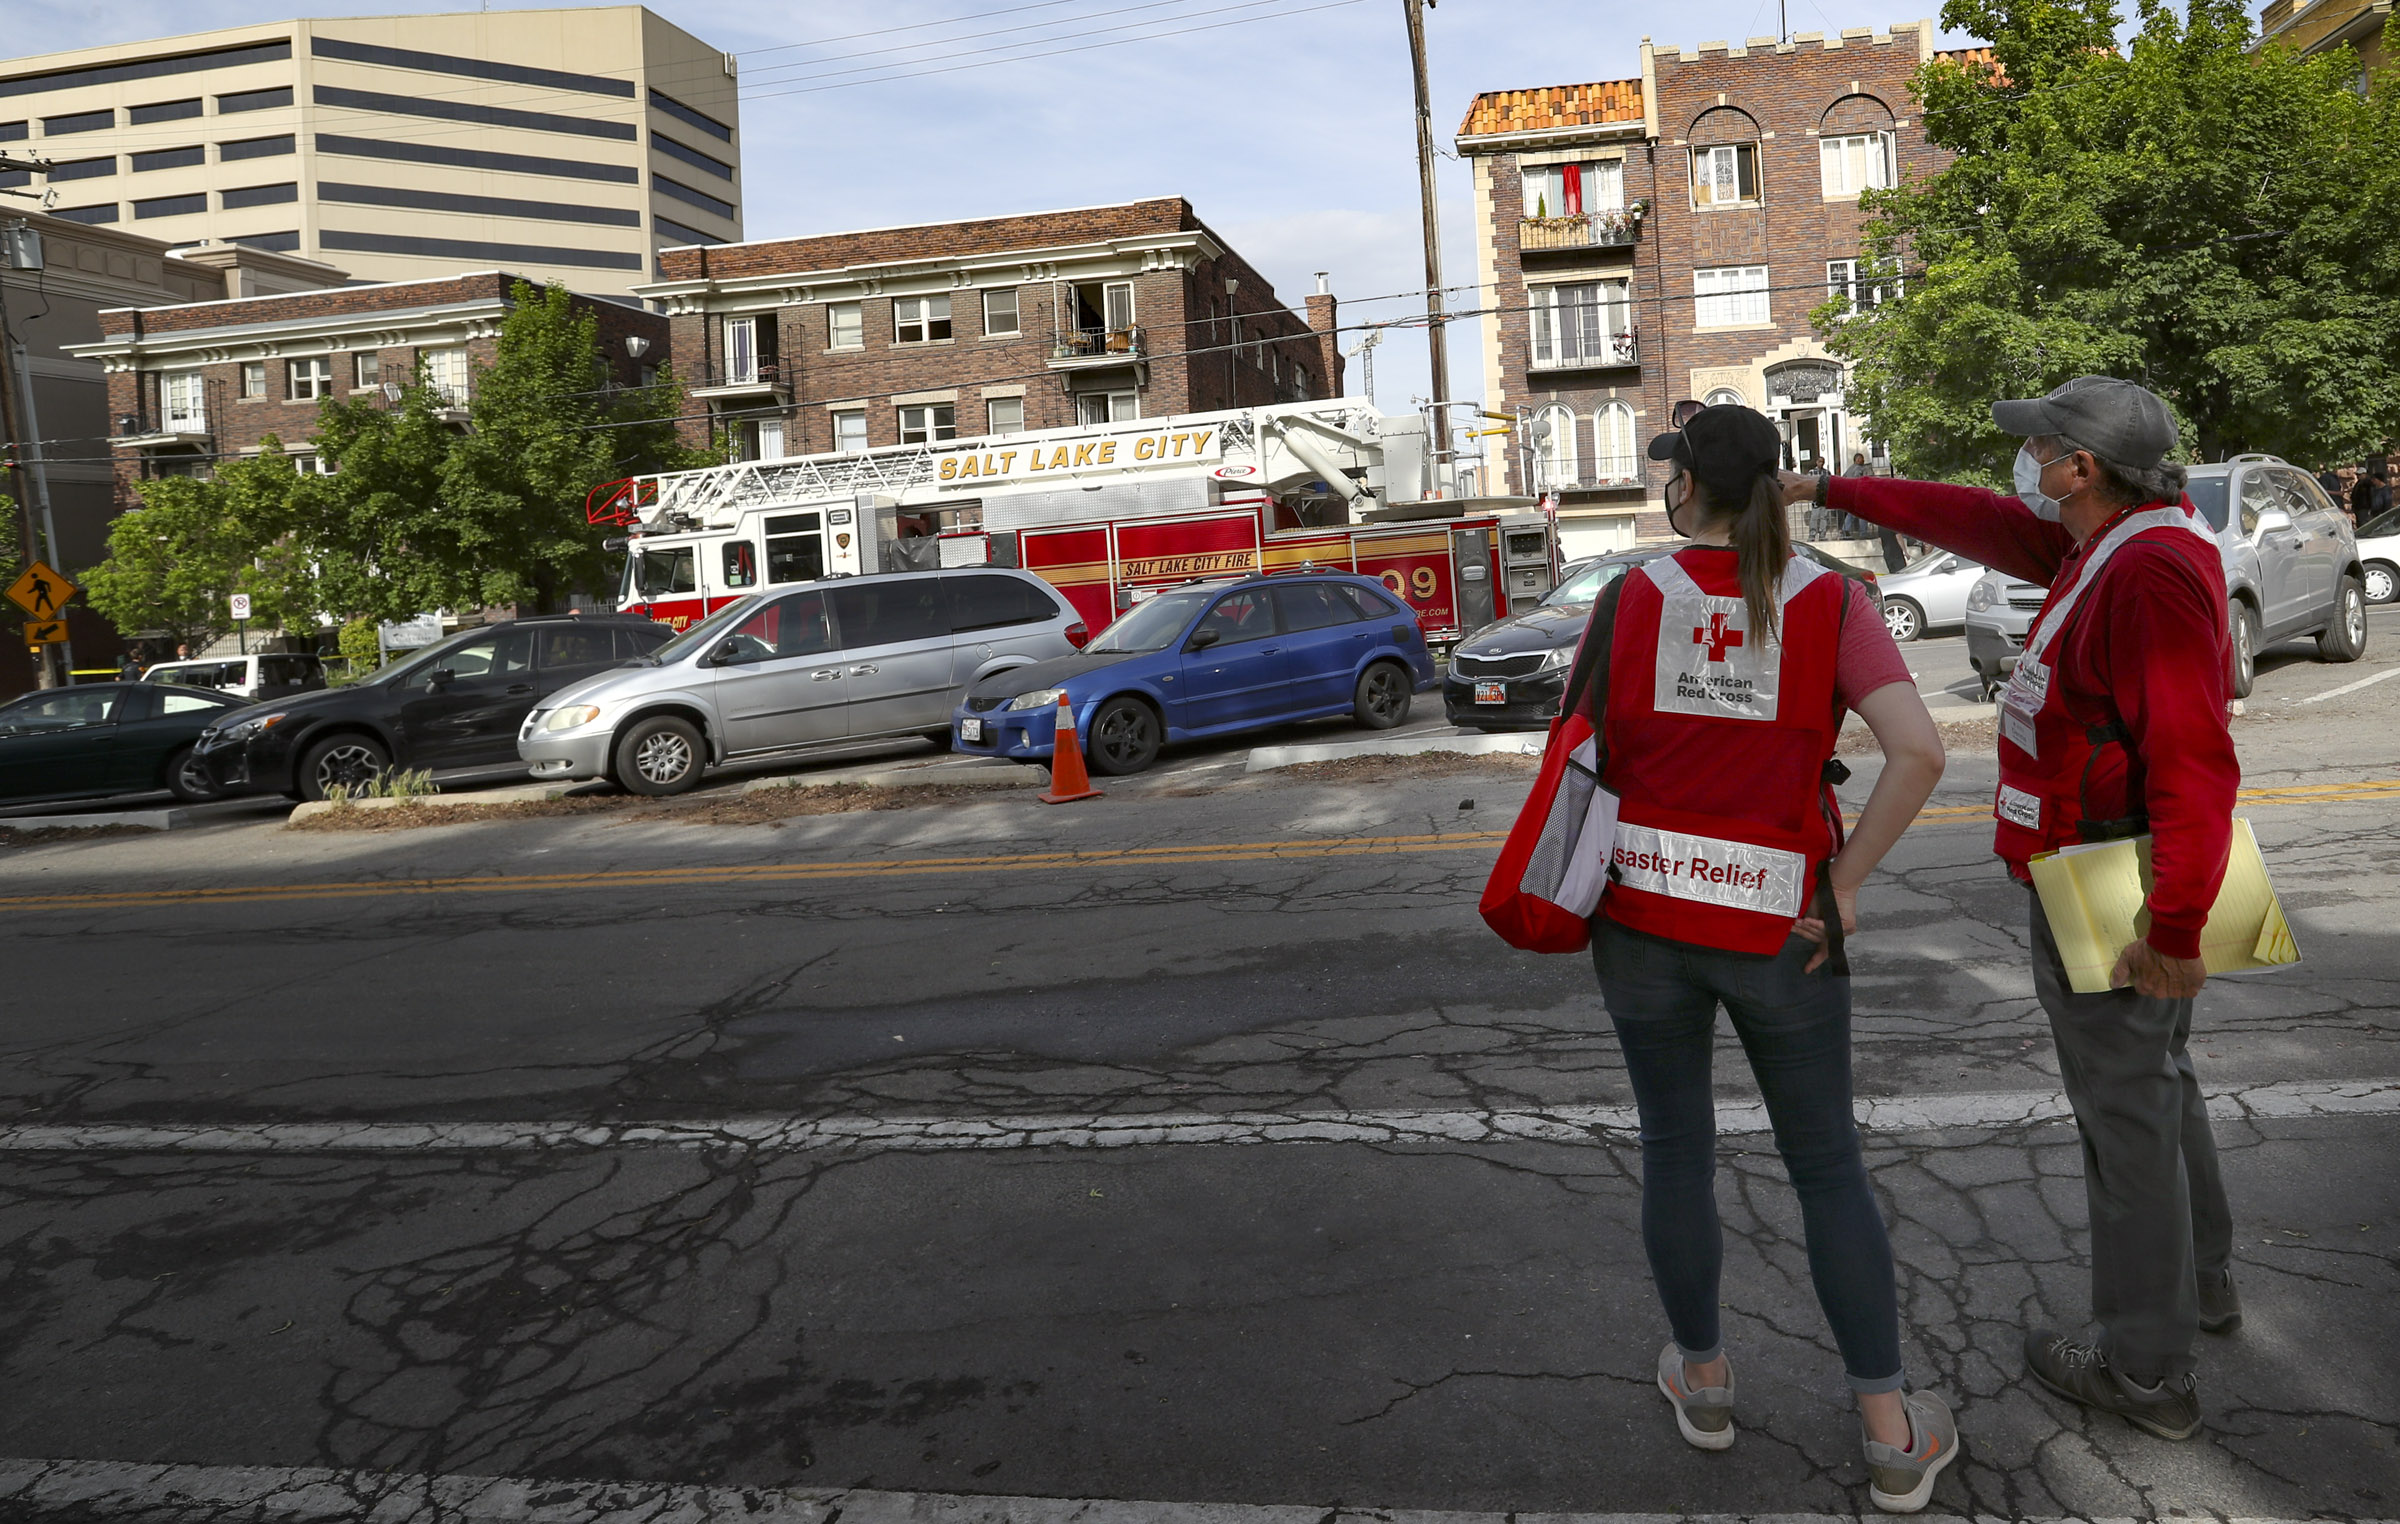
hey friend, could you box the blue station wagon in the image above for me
[951,572,1437,775]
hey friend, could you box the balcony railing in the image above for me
[1050,325,1145,363]
[1519,209,1642,251]
[1529,328,1640,371]
[691,360,785,396]
[1531,461,1643,493]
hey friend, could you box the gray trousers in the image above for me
[2029,891,2234,1380]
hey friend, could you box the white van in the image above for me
[141,652,327,700]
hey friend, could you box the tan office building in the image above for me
[0,6,740,295]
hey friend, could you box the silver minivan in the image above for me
[519,567,1084,794]
[1963,453,2366,699]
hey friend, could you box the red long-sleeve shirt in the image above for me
[1828,475,2239,960]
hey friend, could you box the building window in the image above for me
[1694,265,1770,327]
[422,348,470,406]
[831,409,867,454]
[1528,280,1634,366]
[1703,386,1747,408]
[42,109,115,137]
[721,314,776,384]
[47,156,116,183]
[51,204,117,224]
[219,134,295,162]
[162,371,205,431]
[734,418,785,462]
[221,181,298,210]
[129,98,203,125]
[291,451,336,475]
[1827,257,1903,313]
[131,146,204,173]
[133,192,206,219]
[1819,133,1896,198]
[353,352,381,388]
[982,288,1019,337]
[286,357,332,400]
[894,295,952,344]
[217,86,294,114]
[1520,159,1623,217]
[897,403,956,445]
[987,396,1024,435]
[239,362,266,399]
[1593,401,1638,485]
[826,301,862,350]
[1075,391,1138,426]
[1531,404,1578,489]
[1690,142,1760,208]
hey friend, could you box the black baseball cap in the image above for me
[1647,403,1783,481]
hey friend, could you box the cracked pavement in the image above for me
[0,618,2395,1520]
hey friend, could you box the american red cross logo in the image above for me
[1693,611,1744,663]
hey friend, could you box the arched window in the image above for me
[1819,94,1897,197]
[1688,107,1762,209]
[1532,404,1579,490]
[1703,386,1746,408]
[1593,400,1637,484]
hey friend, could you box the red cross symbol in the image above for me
[1693,611,1744,663]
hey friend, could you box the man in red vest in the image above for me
[1783,377,2240,1442]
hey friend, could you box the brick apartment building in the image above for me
[72,271,667,503]
[634,198,1343,463]
[1458,20,1978,554]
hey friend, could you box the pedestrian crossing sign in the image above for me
[24,618,67,646]
[7,561,77,619]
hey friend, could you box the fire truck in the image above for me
[588,400,1560,645]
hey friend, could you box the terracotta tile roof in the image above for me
[1458,78,1645,139]
[1933,45,2010,84]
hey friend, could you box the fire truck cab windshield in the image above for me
[627,545,695,601]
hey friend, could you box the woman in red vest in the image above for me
[1587,406,1953,1511]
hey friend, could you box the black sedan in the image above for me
[0,681,250,806]
[1444,545,1884,730]
[193,613,672,801]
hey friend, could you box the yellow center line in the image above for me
[9,775,2396,915]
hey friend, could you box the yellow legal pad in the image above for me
[2029,818,2299,994]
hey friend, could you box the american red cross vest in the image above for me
[1599,546,1848,954]
[1990,502,2221,865]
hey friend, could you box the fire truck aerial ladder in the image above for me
[589,399,1559,645]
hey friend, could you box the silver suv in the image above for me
[520,567,1084,794]
[1964,454,2368,699]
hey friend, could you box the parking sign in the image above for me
[230,593,253,620]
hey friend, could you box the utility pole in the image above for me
[1,217,68,686]
[1402,0,1451,432]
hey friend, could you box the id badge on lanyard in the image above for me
[1999,657,2049,757]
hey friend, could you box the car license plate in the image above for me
[959,718,985,742]
[1474,682,1507,705]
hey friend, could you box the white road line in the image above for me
[2301,666,2400,703]
[0,1079,2390,1157]
[0,1458,2384,1524]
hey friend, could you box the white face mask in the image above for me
[2014,444,2066,522]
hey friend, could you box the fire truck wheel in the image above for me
[1354,663,1413,730]
[1086,696,1162,776]
[615,715,705,795]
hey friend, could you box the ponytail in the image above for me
[1731,471,1791,644]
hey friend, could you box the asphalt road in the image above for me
[1,610,2396,1522]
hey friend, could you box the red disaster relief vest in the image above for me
[1990,503,2223,864]
[1600,547,1849,954]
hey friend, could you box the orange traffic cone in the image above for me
[1039,692,1105,805]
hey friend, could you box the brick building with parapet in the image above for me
[633,197,1343,465]
[1458,21,1992,556]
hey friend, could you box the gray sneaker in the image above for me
[2197,1267,2242,1334]
[2023,1328,2202,1440]
[1863,1389,1961,1513]
[1655,1342,1735,1450]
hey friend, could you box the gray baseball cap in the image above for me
[1991,376,2178,469]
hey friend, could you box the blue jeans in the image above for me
[1593,915,1905,1392]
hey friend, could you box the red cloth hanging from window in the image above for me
[1562,164,1583,216]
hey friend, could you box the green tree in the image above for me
[1830,1,2400,483]
[82,440,316,652]
[312,281,700,618]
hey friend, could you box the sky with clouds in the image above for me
[11,0,2222,413]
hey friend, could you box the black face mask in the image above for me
[1665,470,1695,539]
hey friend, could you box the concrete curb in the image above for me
[739,758,1031,795]
[287,781,589,824]
[1244,731,1546,773]
[0,798,289,833]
